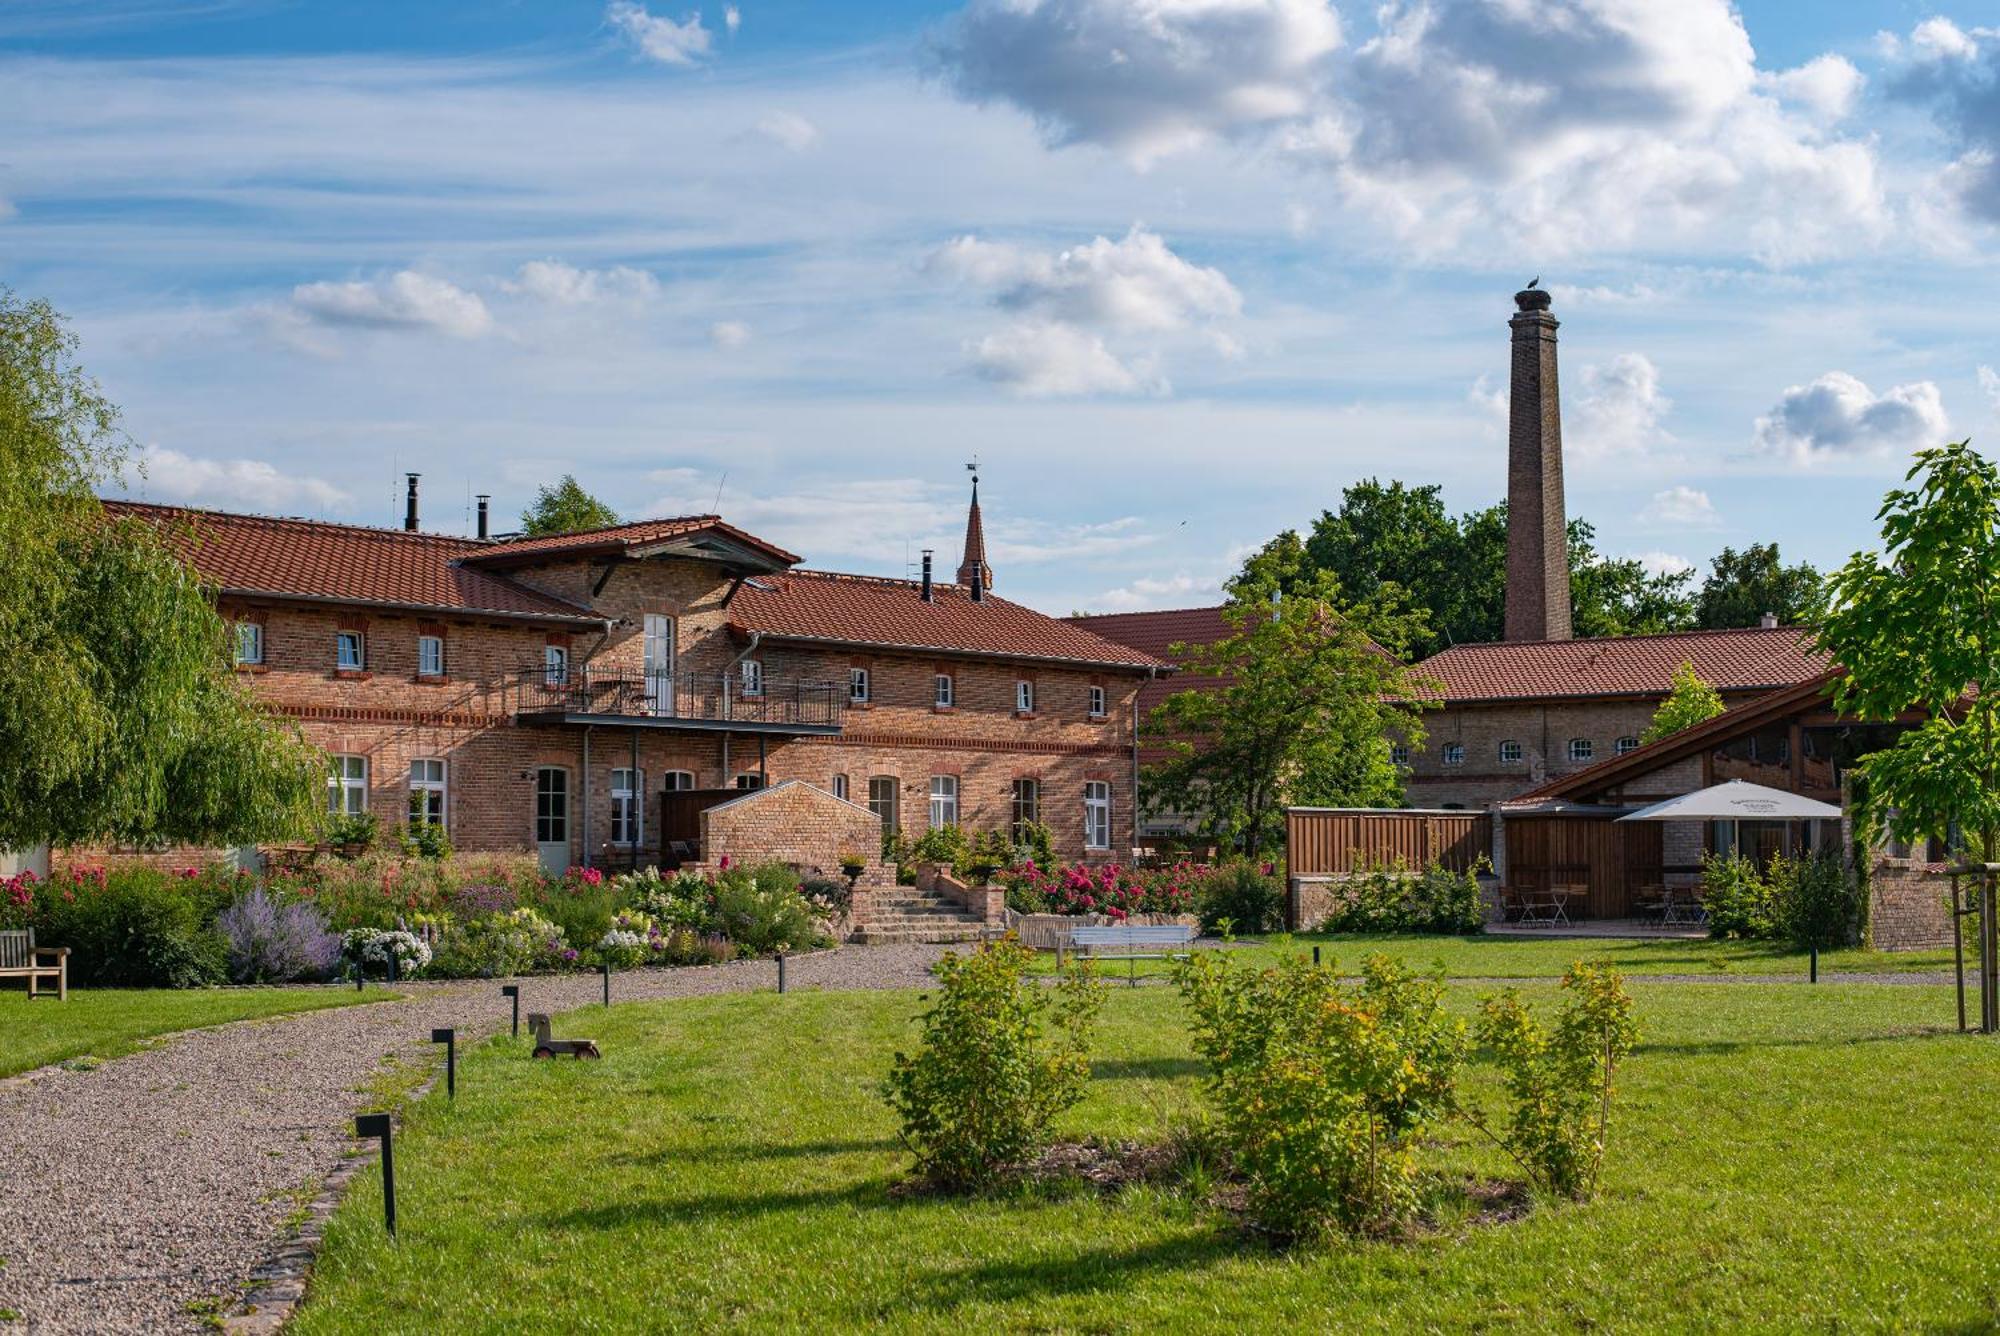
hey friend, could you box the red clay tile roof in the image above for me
[462,516,798,569]
[733,571,1169,672]
[1415,626,1828,704]
[1068,606,1235,663]
[105,502,602,625]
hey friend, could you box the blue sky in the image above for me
[5,0,2000,615]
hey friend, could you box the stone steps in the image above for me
[850,923,998,945]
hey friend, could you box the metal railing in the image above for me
[506,663,844,729]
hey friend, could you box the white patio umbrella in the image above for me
[1616,779,1841,863]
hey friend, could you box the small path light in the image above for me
[1312,945,1321,967]
[354,1113,396,1238]
[432,1027,456,1100]
[777,951,787,994]
[602,960,612,1008]
[500,984,520,1037]
[1810,945,1818,984]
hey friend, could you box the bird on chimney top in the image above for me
[1526,276,1540,289]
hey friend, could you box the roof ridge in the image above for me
[1425,624,1815,656]
[786,568,972,592]
[104,499,488,549]
[487,513,720,545]
[1069,604,1228,620]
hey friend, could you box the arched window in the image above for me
[1442,742,1466,766]
[1568,738,1594,763]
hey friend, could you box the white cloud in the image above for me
[288,270,492,338]
[969,321,1149,397]
[1753,371,1951,464]
[752,110,819,151]
[133,444,348,512]
[1087,572,1225,613]
[1761,55,1863,121]
[1911,18,1981,63]
[709,320,751,348]
[1634,551,1696,579]
[928,225,1239,396]
[606,1,713,67]
[1889,20,2000,223]
[935,0,1343,166]
[724,5,741,36]
[938,0,1889,263]
[1571,353,1672,455]
[1980,365,2000,414]
[506,259,660,305]
[1638,485,1719,528]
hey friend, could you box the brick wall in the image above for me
[1869,859,1956,951]
[1404,700,1659,807]
[698,780,885,881]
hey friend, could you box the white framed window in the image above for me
[662,770,696,792]
[740,659,764,697]
[1011,778,1039,839]
[849,667,870,704]
[1390,743,1410,767]
[1499,739,1523,765]
[643,614,675,715]
[1616,735,1641,756]
[327,755,368,815]
[611,767,643,846]
[409,758,446,829]
[1084,780,1112,850]
[1015,680,1035,714]
[1442,742,1466,767]
[868,776,899,833]
[1568,738,1594,763]
[336,630,364,671]
[1088,684,1107,717]
[543,643,568,687]
[417,634,444,678]
[934,673,954,708]
[831,773,849,801]
[234,621,263,666]
[929,774,959,828]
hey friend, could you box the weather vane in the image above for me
[966,456,979,484]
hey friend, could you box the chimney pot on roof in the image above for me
[476,494,490,541]
[921,549,934,603]
[404,473,421,532]
[1760,611,1778,629]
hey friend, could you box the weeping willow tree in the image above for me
[0,289,323,850]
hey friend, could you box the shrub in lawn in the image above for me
[710,862,821,955]
[216,889,341,983]
[1700,853,1773,939]
[1175,950,1464,1239]
[882,937,1103,1190]
[1475,963,1639,1202]
[1766,849,1863,950]
[1195,860,1284,934]
[1323,860,1487,935]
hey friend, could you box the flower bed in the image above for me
[3,854,832,988]
[998,859,1286,934]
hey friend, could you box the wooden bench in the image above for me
[1063,923,1201,986]
[1,929,68,1001]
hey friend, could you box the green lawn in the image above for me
[0,984,398,1078]
[1037,932,1960,981]
[293,974,1999,1333]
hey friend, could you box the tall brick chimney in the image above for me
[1504,286,1572,642]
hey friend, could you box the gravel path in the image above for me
[0,943,951,1335]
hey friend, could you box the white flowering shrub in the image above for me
[342,927,432,976]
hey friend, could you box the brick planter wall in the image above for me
[697,780,886,882]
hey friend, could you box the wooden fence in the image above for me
[1503,815,1662,919]
[1285,808,1493,878]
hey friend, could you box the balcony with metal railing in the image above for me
[505,663,844,735]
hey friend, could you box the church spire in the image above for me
[956,462,992,599]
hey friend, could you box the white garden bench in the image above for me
[1062,923,1201,986]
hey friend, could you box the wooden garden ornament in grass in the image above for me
[527,1013,601,1060]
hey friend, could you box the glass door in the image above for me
[535,767,569,875]
[644,614,675,715]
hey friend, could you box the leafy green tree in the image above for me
[519,474,619,537]
[1820,442,2000,1025]
[1640,661,1727,744]
[0,289,323,850]
[1695,542,1821,629]
[1141,564,1432,858]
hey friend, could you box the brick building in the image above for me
[1403,624,1829,809]
[95,478,1165,873]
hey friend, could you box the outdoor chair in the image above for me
[0,929,68,1001]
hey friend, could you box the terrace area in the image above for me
[501,664,845,736]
